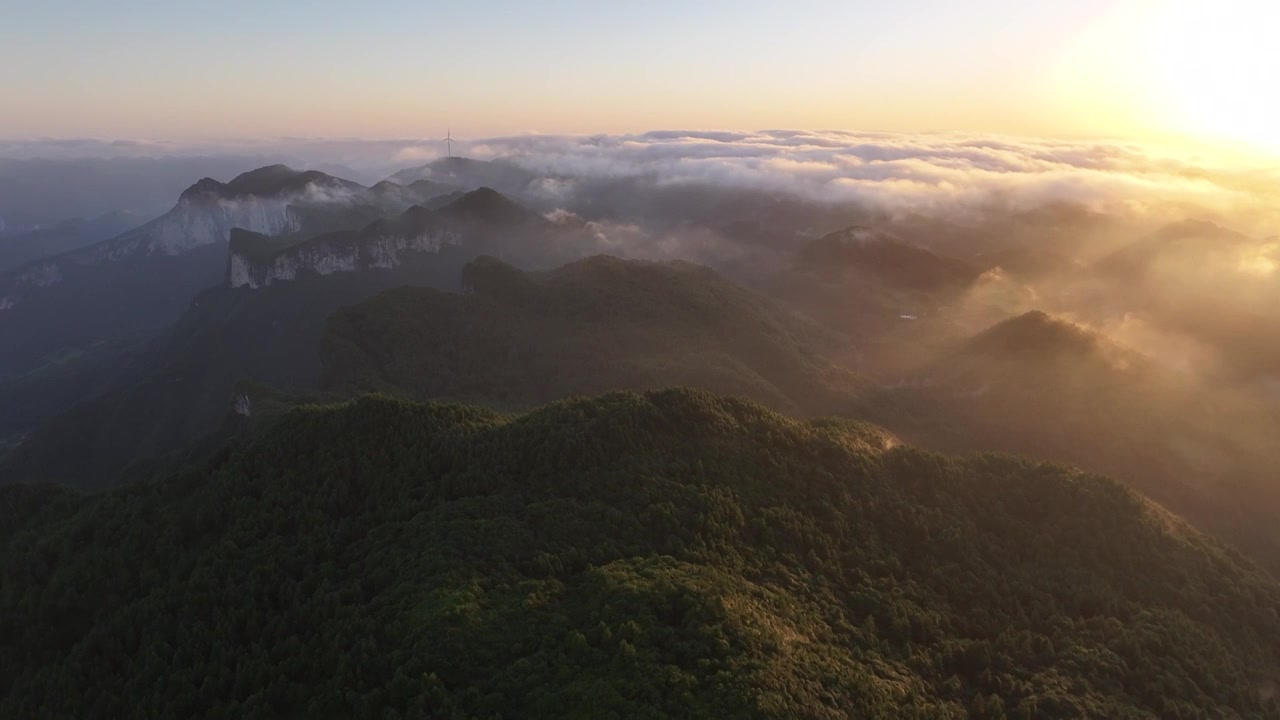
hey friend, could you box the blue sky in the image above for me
[2,0,1269,149]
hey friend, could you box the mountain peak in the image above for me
[428,156,481,172]
[966,310,1104,360]
[438,187,537,225]
[179,166,310,202]
[226,165,352,197]
[178,177,226,201]
[386,156,536,191]
[178,165,362,202]
[1097,219,1250,276]
[399,204,435,222]
[799,225,977,289]
[362,204,439,237]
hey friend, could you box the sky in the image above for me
[0,0,1276,152]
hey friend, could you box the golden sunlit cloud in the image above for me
[1239,242,1279,277]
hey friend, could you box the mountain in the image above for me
[386,156,538,197]
[876,310,1280,568]
[0,165,378,381]
[222,179,473,279]
[1,251,861,488]
[0,155,289,232]
[370,178,461,207]
[226,189,549,290]
[3,390,1279,717]
[81,164,366,259]
[1094,219,1249,278]
[0,192,572,487]
[797,226,979,291]
[0,165,475,442]
[1090,219,1280,380]
[766,226,982,365]
[0,211,144,272]
[322,254,864,414]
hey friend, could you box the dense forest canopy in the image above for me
[3,390,1278,718]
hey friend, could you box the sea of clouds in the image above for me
[4,130,1277,230]
[449,130,1277,226]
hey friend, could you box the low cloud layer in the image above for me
[6,131,1277,227]
[467,130,1278,227]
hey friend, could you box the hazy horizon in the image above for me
[6,4,1280,715]
[3,0,1277,156]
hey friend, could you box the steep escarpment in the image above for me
[0,165,370,310]
[227,206,464,289]
[225,189,550,289]
[0,165,392,426]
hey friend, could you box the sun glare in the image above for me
[1139,2,1280,154]
[1062,1,1280,155]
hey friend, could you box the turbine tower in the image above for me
[443,128,456,158]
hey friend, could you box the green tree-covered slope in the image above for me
[2,389,1278,718]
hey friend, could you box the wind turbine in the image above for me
[442,128,456,158]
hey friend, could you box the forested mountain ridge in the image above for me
[2,389,1279,718]
[322,254,866,415]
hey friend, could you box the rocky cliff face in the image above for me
[228,226,463,289]
[0,196,300,311]
[104,194,301,259]
[0,167,364,310]
[224,189,549,290]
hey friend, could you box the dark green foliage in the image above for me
[3,389,1278,718]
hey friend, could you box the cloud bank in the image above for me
[5,130,1277,233]
[465,130,1278,226]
